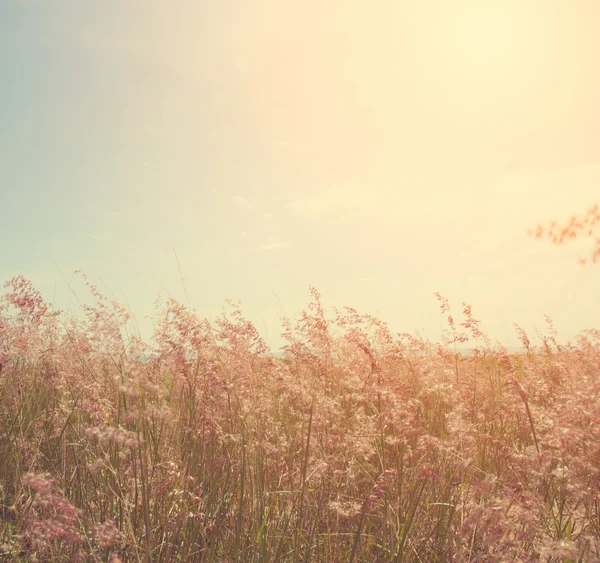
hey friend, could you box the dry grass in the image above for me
[0,275,599,562]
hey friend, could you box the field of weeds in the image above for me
[0,275,599,562]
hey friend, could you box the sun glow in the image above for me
[427,2,537,99]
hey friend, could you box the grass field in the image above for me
[0,276,598,562]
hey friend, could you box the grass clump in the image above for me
[0,275,599,561]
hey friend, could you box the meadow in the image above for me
[0,274,598,562]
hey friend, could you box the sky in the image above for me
[1,0,599,352]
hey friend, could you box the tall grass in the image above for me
[0,275,599,561]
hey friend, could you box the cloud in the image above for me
[232,195,261,210]
[78,203,97,214]
[287,197,331,219]
[88,232,111,241]
[272,139,291,146]
[357,275,390,283]
[259,241,290,251]
[488,160,600,224]
[285,186,375,225]
[77,206,125,222]
[292,160,600,222]
[282,184,442,226]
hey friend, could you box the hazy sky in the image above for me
[2,1,599,351]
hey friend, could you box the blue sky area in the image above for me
[2,1,600,352]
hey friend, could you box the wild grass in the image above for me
[0,275,599,561]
